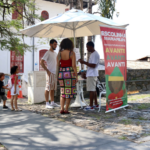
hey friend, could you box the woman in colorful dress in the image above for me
[57,38,78,114]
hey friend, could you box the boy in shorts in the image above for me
[0,73,10,109]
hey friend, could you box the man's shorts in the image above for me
[0,95,7,103]
[86,77,97,92]
[45,73,57,91]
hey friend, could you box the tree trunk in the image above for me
[79,0,84,70]
[70,0,73,9]
[76,0,84,70]
[87,0,92,62]
[70,0,84,69]
[76,0,81,9]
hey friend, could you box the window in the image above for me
[41,11,49,20]
[10,51,24,73]
[39,49,48,71]
[12,2,23,19]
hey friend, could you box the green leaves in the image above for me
[0,0,40,54]
[97,0,116,19]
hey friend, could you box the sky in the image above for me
[92,0,150,60]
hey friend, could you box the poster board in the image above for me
[74,48,81,61]
[74,48,81,72]
[100,26,128,113]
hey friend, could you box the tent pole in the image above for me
[73,30,76,47]
[73,22,76,46]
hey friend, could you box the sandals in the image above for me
[64,110,70,114]
[60,110,70,114]
[15,108,22,111]
[11,108,22,111]
[60,110,64,114]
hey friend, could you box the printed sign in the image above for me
[100,26,128,112]
[74,48,81,61]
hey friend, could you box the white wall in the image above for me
[0,50,10,74]
[36,0,68,18]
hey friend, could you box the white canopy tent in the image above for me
[21,9,128,108]
[21,9,128,45]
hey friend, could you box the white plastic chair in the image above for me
[96,79,106,112]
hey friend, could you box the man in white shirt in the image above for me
[40,39,60,109]
[78,41,100,111]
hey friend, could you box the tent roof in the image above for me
[21,9,129,38]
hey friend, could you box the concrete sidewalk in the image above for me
[0,104,149,150]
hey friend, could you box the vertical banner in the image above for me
[100,26,128,113]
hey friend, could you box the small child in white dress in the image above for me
[10,66,22,111]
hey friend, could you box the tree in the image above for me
[0,0,40,55]
[95,0,116,19]
[86,0,116,61]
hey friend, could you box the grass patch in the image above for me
[89,114,101,120]
[117,113,122,117]
[42,114,49,117]
[138,117,147,120]
[104,115,112,119]
[142,133,150,137]
[128,94,150,102]
[119,119,132,125]
[0,144,4,147]
[137,104,150,110]
[135,121,141,126]
[58,119,65,122]
[118,136,127,140]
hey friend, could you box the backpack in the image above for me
[8,77,12,89]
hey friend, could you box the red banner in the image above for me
[100,26,128,112]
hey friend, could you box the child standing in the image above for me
[0,73,10,109]
[10,66,22,111]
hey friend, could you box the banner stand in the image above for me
[100,25,128,113]
[105,105,128,113]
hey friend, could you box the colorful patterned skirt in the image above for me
[58,67,77,98]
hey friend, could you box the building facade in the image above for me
[0,0,69,81]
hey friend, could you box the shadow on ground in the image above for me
[0,105,148,150]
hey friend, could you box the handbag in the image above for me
[55,52,61,79]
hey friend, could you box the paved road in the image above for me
[0,104,150,150]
